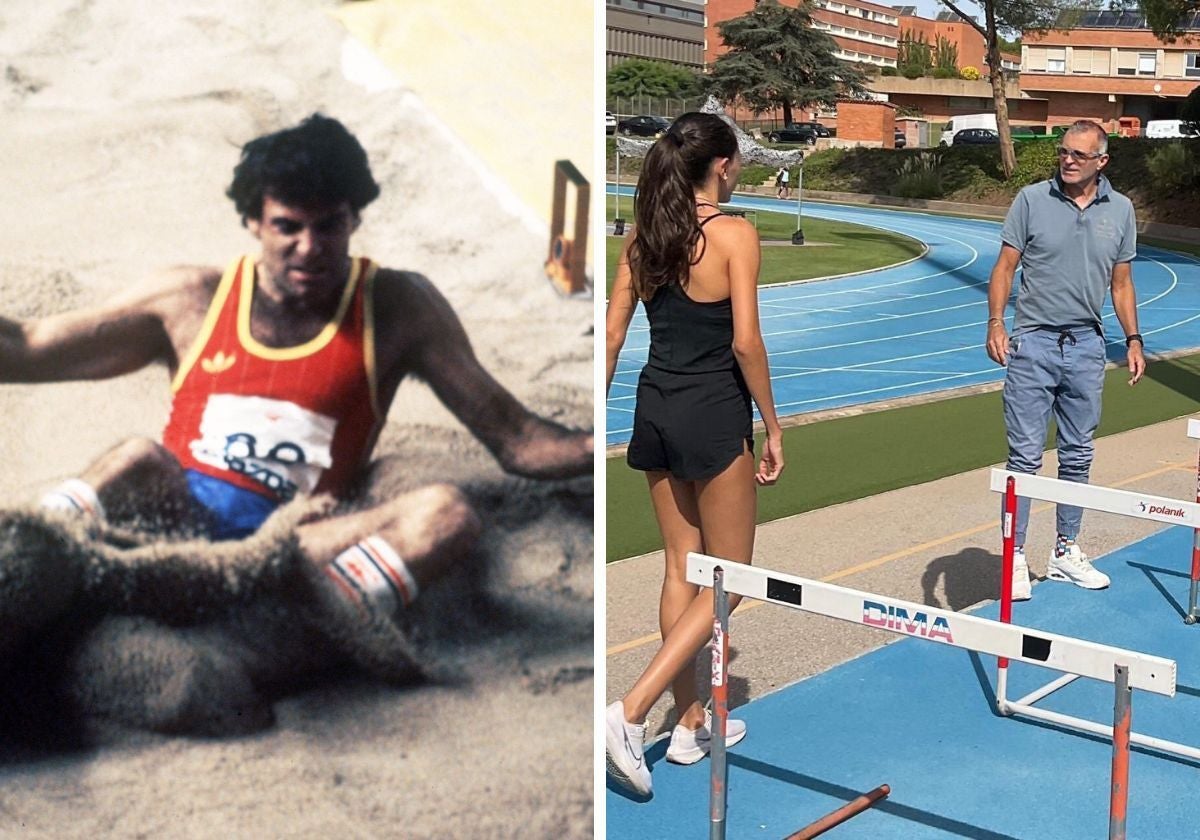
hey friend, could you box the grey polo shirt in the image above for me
[1000,174,1136,336]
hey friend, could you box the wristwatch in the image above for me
[1125,333,1143,348]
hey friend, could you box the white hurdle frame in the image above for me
[688,552,1175,840]
[989,466,1200,767]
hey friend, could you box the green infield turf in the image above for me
[606,351,1200,562]
[1143,237,1200,260]
[604,209,924,295]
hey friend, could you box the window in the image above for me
[1187,52,1200,77]
[1047,56,1066,72]
[1138,52,1156,75]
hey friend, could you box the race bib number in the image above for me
[189,394,336,500]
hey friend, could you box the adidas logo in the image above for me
[201,351,236,374]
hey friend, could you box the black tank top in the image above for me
[644,212,735,374]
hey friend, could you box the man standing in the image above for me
[776,164,791,200]
[1,114,592,624]
[985,120,1145,602]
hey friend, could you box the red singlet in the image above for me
[162,255,383,502]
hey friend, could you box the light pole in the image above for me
[791,154,805,245]
[613,145,625,236]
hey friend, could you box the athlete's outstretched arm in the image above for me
[399,276,592,480]
[0,271,192,383]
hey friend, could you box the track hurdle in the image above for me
[990,468,1200,770]
[689,553,1175,840]
[1187,418,1200,623]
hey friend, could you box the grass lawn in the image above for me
[604,208,924,295]
[606,351,1200,562]
[1143,237,1200,260]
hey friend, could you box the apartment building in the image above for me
[706,0,902,68]
[706,0,1018,72]
[606,0,707,70]
[1020,9,1200,130]
[705,0,1024,130]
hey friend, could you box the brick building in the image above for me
[1020,9,1200,132]
[700,2,1200,142]
[707,0,902,69]
[705,0,1022,133]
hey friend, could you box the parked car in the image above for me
[893,129,906,148]
[767,122,830,145]
[617,115,670,137]
[939,113,998,146]
[949,128,999,146]
[605,111,616,135]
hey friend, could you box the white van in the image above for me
[939,113,998,146]
[1145,119,1198,139]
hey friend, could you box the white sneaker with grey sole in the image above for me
[605,701,652,796]
[666,708,747,765]
[1011,547,1031,602]
[1047,543,1109,590]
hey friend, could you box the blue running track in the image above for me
[606,188,1200,447]
[606,526,1200,838]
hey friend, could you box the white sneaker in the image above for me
[605,701,652,796]
[1011,548,1031,602]
[666,708,747,765]
[1047,543,1109,590]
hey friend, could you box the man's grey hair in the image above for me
[1065,120,1108,155]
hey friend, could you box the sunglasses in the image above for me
[1056,146,1105,162]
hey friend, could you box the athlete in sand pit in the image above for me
[0,113,592,622]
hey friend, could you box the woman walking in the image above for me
[604,112,784,797]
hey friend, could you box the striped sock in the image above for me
[1055,534,1075,557]
[39,478,106,521]
[323,536,419,618]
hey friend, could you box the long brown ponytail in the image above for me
[627,113,738,302]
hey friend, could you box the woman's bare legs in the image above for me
[622,448,757,724]
[646,471,706,730]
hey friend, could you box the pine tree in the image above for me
[707,0,869,126]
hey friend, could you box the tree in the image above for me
[934,0,1072,178]
[898,29,935,77]
[707,0,868,126]
[1182,84,1200,133]
[935,35,960,73]
[606,59,701,100]
[1138,0,1199,39]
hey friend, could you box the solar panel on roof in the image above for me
[1055,5,1195,28]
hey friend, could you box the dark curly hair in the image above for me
[628,113,738,302]
[226,114,381,223]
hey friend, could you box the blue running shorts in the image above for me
[185,469,279,541]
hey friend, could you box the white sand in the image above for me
[0,1,593,836]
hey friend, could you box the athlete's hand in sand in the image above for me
[755,432,784,486]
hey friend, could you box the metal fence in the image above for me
[606,96,707,121]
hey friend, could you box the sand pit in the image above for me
[0,1,593,836]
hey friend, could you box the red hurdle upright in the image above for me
[1186,418,1200,624]
[708,565,889,840]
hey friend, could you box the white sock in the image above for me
[324,536,419,618]
[39,478,106,521]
